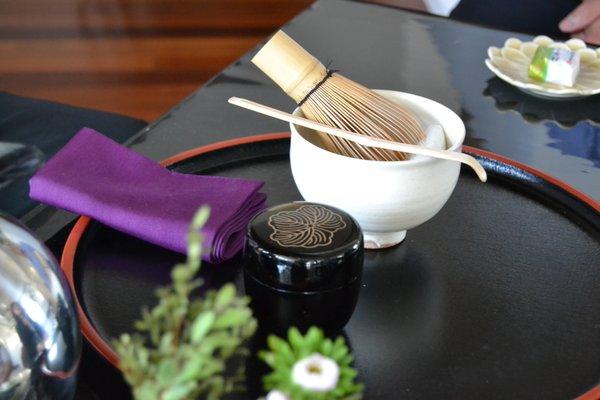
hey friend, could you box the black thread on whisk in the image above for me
[297,64,338,107]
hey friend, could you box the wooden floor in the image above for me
[0,0,313,121]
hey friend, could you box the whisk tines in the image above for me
[251,30,426,161]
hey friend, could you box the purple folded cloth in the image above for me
[30,128,266,263]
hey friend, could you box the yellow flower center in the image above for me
[307,362,322,375]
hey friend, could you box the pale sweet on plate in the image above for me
[528,46,580,87]
[485,36,600,98]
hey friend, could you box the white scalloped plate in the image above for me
[485,36,600,99]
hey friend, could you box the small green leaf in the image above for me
[214,284,236,309]
[171,265,192,283]
[320,338,333,356]
[258,351,276,367]
[162,382,195,400]
[213,308,251,329]
[157,359,178,384]
[191,206,211,230]
[178,357,204,382]
[267,335,289,353]
[331,344,349,361]
[241,317,257,338]
[191,311,216,343]
[288,327,304,351]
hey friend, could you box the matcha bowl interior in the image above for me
[289,90,466,249]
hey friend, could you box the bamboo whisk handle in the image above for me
[251,30,327,103]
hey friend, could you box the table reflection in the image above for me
[484,77,600,128]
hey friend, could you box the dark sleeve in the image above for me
[450,0,580,35]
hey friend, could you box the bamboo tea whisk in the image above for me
[252,30,426,161]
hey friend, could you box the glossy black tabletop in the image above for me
[25,0,600,239]
[128,0,599,193]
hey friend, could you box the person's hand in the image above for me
[559,0,600,44]
[559,0,600,45]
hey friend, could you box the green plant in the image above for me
[259,327,363,400]
[113,206,257,400]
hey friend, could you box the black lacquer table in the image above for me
[26,1,598,398]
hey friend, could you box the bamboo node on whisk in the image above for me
[297,67,338,107]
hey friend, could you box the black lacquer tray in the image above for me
[61,133,600,400]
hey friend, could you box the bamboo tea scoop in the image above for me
[228,97,487,182]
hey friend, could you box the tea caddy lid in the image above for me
[245,202,363,292]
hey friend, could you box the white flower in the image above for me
[265,390,289,400]
[291,353,340,392]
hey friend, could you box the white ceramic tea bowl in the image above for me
[289,90,465,249]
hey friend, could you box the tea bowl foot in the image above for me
[364,230,406,249]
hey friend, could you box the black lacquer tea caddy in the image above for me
[243,202,363,334]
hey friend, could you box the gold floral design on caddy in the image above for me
[267,205,347,248]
